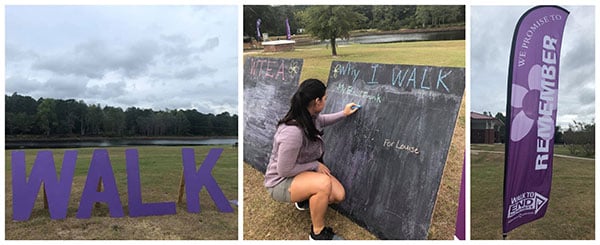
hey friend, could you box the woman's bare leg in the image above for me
[289,171,331,234]
[328,175,345,204]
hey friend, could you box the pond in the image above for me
[5,138,238,149]
[309,30,465,45]
[349,30,465,44]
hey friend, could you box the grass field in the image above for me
[471,144,595,239]
[246,40,465,83]
[552,144,594,158]
[244,40,465,240]
[5,145,238,240]
[472,143,594,159]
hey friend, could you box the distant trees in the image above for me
[350,5,373,30]
[5,93,38,135]
[415,6,464,28]
[243,5,304,41]
[243,5,465,38]
[298,6,367,56]
[36,98,57,136]
[5,93,237,137]
[372,6,417,30]
[494,112,506,143]
[562,121,595,156]
[484,111,594,156]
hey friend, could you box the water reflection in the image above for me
[349,30,465,44]
[309,30,465,45]
[5,138,238,149]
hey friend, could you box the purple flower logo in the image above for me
[510,65,544,142]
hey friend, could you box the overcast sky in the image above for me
[6,5,238,115]
[471,5,595,129]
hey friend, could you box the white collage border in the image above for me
[0,0,598,244]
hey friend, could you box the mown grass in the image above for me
[5,145,238,240]
[470,146,595,239]
[244,40,465,240]
[553,144,594,158]
[246,40,465,83]
[471,143,594,159]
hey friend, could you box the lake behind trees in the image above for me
[5,138,238,149]
[300,29,465,46]
[349,30,465,44]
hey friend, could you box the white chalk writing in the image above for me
[334,83,382,104]
[383,139,419,155]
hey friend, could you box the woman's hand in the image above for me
[343,102,359,116]
[317,162,331,176]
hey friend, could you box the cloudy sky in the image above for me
[471,5,595,129]
[6,5,238,115]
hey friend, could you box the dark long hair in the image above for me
[278,79,326,141]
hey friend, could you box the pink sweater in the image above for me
[264,111,346,187]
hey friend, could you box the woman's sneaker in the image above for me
[294,199,310,211]
[309,226,344,240]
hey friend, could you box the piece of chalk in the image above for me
[351,105,362,110]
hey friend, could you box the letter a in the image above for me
[76,149,124,218]
[181,148,233,213]
[12,150,77,221]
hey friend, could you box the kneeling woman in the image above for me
[264,78,358,240]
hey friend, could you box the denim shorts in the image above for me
[267,177,294,203]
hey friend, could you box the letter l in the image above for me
[126,149,176,217]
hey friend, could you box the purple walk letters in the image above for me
[11,148,233,221]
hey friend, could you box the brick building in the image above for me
[471,112,504,144]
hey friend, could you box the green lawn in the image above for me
[471,143,594,159]
[553,144,594,158]
[246,40,465,82]
[5,145,238,240]
[470,144,505,152]
[470,147,595,239]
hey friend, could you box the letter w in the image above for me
[182,148,233,213]
[11,150,77,221]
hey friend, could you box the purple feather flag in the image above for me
[503,5,569,234]
[286,18,291,40]
[256,18,262,41]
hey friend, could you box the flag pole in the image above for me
[502,3,519,238]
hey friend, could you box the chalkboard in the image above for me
[243,57,303,172]
[321,61,465,239]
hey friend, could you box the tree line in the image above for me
[481,111,594,156]
[243,5,465,38]
[5,93,237,137]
